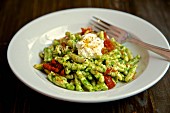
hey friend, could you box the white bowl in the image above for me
[7,8,169,103]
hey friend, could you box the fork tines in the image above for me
[93,16,111,26]
[90,16,120,38]
[90,16,110,32]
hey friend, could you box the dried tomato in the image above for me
[104,38,115,52]
[104,75,115,89]
[51,67,59,73]
[60,69,65,76]
[43,59,64,75]
[101,48,108,54]
[104,68,116,75]
[43,63,51,71]
[104,68,112,75]
[103,32,115,52]
[81,27,92,35]
[56,62,63,70]
[104,32,108,39]
[51,59,57,65]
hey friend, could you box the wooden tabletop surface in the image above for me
[0,0,170,113]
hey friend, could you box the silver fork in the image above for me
[91,16,170,61]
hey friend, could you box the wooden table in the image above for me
[1,0,170,113]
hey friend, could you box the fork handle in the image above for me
[128,38,170,61]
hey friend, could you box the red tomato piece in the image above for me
[43,63,52,71]
[104,32,108,39]
[43,60,63,74]
[51,59,57,65]
[81,27,92,35]
[51,67,59,73]
[54,68,60,73]
[60,69,65,76]
[104,75,116,89]
[101,48,108,54]
[104,68,117,76]
[103,32,115,52]
[104,38,115,52]
[56,62,63,70]
[104,68,112,75]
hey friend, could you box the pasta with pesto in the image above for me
[34,27,140,92]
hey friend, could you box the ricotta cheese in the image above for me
[76,33,104,58]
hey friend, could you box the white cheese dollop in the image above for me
[76,33,104,58]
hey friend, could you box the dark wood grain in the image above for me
[0,0,170,113]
